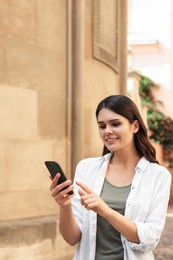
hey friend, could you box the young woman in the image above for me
[50,95,171,260]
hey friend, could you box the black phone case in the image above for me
[45,161,73,195]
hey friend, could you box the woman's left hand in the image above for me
[76,181,111,218]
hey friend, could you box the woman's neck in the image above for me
[110,150,141,169]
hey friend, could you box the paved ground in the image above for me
[153,207,173,260]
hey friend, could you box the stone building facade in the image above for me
[0,0,127,259]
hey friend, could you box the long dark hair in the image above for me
[96,95,159,164]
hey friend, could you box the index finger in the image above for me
[76,181,93,194]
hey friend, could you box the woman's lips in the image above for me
[105,137,118,142]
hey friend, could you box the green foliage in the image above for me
[139,75,155,106]
[147,107,173,146]
[136,72,173,167]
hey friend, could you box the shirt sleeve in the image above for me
[128,168,172,252]
[71,161,86,232]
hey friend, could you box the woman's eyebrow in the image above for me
[97,119,120,124]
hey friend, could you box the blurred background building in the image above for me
[0,0,172,259]
[127,0,173,207]
[128,0,173,117]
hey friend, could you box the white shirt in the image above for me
[71,153,172,260]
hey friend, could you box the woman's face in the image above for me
[97,108,139,152]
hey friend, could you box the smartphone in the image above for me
[45,161,73,195]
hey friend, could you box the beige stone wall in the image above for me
[0,0,74,259]
[81,0,118,158]
[0,0,68,221]
[71,0,127,166]
[0,0,127,259]
[0,216,75,260]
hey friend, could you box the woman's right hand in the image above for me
[49,173,74,207]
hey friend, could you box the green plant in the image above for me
[147,107,173,146]
[139,75,156,106]
[135,72,173,168]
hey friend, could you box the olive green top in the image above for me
[95,178,131,260]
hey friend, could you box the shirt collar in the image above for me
[103,152,113,162]
[103,153,150,173]
[135,156,150,172]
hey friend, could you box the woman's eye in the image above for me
[99,125,106,129]
[112,122,120,127]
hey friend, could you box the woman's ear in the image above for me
[133,120,139,133]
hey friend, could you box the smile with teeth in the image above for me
[105,137,118,142]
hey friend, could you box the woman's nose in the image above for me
[105,125,113,133]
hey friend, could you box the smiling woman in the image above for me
[95,95,158,163]
[49,95,172,260]
[97,108,139,156]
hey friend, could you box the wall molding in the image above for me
[93,0,119,73]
